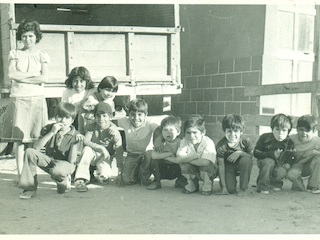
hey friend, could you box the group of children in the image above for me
[18,88,320,199]
[5,20,320,200]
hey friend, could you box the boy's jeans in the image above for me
[122,150,152,185]
[287,155,320,191]
[75,146,112,182]
[224,155,253,193]
[18,148,75,191]
[180,162,218,192]
[256,158,287,191]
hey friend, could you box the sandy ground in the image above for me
[1,157,320,238]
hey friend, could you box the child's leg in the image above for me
[18,148,53,191]
[256,158,275,192]
[224,162,237,194]
[238,155,253,191]
[199,162,218,193]
[180,163,199,192]
[122,152,141,184]
[95,155,112,180]
[50,160,75,194]
[150,158,162,183]
[270,165,287,189]
[287,164,305,191]
[75,146,96,182]
[307,156,320,190]
[15,142,25,179]
[139,150,153,186]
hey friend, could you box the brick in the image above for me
[204,89,218,101]
[211,75,226,88]
[198,75,211,88]
[226,73,242,87]
[218,88,233,101]
[181,64,192,77]
[219,59,234,74]
[203,115,216,124]
[172,102,185,115]
[185,76,198,89]
[225,102,241,115]
[180,89,191,101]
[185,102,197,114]
[191,89,204,101]
[251,56,262,71]
[205,61,219,75]
[211,102,225,115]
[233,87,249,101]
[242,72,260,86]
[241,102,259,115]
[235,57,251,72]
[197,102,210,115]
[192,63,204,76]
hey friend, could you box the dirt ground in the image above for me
[1,157,320,238]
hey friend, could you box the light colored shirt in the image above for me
[117,117,158,154]
[177,136,217,163]
[9,49,50,97]
[61,88,96,112]
[290,134,320,158]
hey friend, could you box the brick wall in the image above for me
[171,56,262,143]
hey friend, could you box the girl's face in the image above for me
[272,126,289,142]
[21,31,37,49]
[185,127,204,145]
[162,125,180,142]
[100,88,116,100]
[72,76,86,93]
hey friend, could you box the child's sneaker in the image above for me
[147,181,161,190]
[307,186,320,194]
[260,190,270,194]
[273,187,282,191]
[19,190,36,199]
[75,179,88,192]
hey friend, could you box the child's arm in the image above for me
[227,151,252,163]
[151,150,174,160]
[217,157,229,195]
[163,156,178,164]
[68,142,79,165]
[9,61,49,84]
[253,134,275,159]
[83,131,110,160]
[33,123,65,150]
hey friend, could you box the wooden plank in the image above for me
[245,81,320,96]
[73,34,125,51]
[12,23,180,34]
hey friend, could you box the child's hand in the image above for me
[154,137,164,152]
[76,134,85,141]
[227,151,241,163]
[282,163,290,170]
[51,123,65,134]
[274,149,283,160]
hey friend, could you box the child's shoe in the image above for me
[75,179,88,192]
[260,190,270,194]
[307,186,320,194]
[147,181,161,190]
[56,177,69,194]
[273,187,282,191]
[19,190,36,199]
[200,190,212,196]
[175,176,188,188]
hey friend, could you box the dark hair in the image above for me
[222,114,245,132]
[65,66,95,90]
[128,98,148,114]
[183,114,206,134]
[270,113,293,133]
[161,115,182,132]
[16,20,42,43]
[297,114,317,132]
[98,76,118,93]
[54,102,77,120]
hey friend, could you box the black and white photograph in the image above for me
[0,0,320,238]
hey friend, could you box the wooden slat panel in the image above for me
[245,81,320,96]
[73,33,125,51]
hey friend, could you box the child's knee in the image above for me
[287,169,300,180]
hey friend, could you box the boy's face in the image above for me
[129,111,146,128]
[55,115,74,131]
[225,128,242,144]
[162,125,180,142]
[95,113,111,129]
[297,127,314,142]
[185,127,204,145]
[272,126,289,142]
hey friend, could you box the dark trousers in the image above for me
[224,155,253,193]
[151,158,186,182]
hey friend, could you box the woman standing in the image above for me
[2,20,50,180]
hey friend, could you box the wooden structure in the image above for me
[0,4,182,99]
